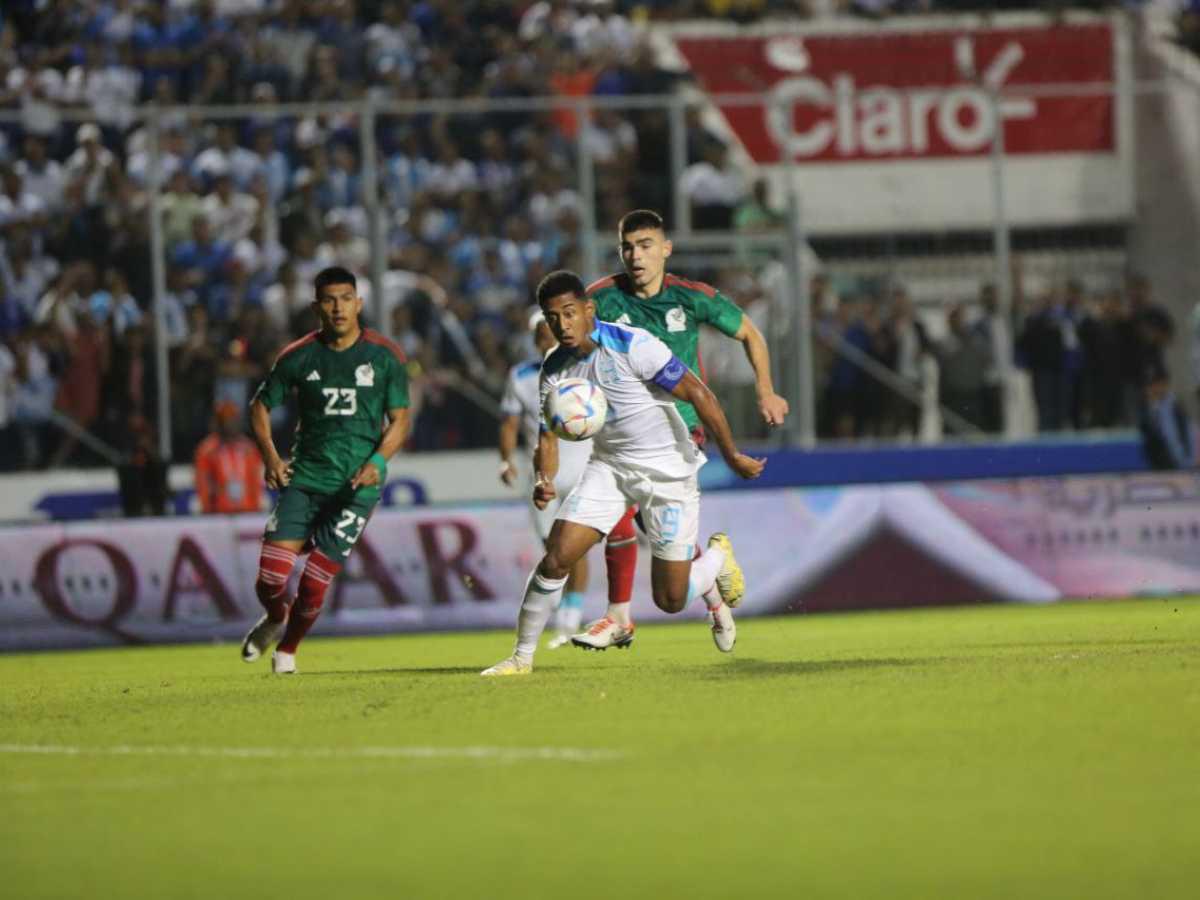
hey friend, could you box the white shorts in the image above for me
[529,446,590,542]
[556,459,700,562]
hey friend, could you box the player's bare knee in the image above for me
[652,588,687,614]
[538,553,571,581]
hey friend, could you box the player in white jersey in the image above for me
[482,271,764,676]
[498,310,592,646]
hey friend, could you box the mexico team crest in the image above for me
[355,363,375,387]
[665,306,687,332]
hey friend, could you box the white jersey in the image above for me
[501,356,591,468]
[539,322,703,480]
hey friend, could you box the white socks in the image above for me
[514,570,568,660]
[688,546,726,611]
[607,602,632,626]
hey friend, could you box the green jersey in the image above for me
[588,272,744,429]
[252,328,409,495]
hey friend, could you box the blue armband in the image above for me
[652,356,688,392]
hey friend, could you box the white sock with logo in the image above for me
[687,546,726,611]
[515,569,568,661]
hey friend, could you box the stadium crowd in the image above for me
[0,1,1187,476]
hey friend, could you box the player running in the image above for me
[241,266,410,674]
[498,309,592,647]
[482,271,764,677]
[576,208,789,651]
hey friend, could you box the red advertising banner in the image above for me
[673,22,1115,163]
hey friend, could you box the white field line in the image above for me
[0,743,626,763]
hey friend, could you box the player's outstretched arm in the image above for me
[350,406,410,489]
[532,429,559,510]
[733,316,790,426]
[671,370,765,480]
[498,414,520,486]
[250,398,291,489]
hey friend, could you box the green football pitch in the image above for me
[2,599,1197,900]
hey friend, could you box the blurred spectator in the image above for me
[315,212,367,277]
[1139,365,1194,471]
[103,321,157,442]
[0,163,48,237]
[192,123,261,190]
[194,400,264,514]
[680,140,746,230]
[262,262,311,335]
[1020,284,1084,432]
[9,326,58,467]
[64,124,119,208]
[203,172,260,244]
[161,170,206,248]
[820,296,870,439]
[973,283,1011,434]
[89,268,143,338]
[881,288,931,438]
[172,214,232,316]
[934,303,993,436]
[64,41,141,140]
[171,303,220,459]
[41,265,109,467]
[734,178,785,234]
[1079,288,1126,429]
[1121,273,1174,418]
[14,134,64,213]
[116,413,168,518]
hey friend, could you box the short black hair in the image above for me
[314,266,357,297]
[536,270,586,307]
[618,209,666,237]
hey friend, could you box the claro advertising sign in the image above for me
[663,14,1133,231]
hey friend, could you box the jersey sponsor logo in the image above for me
[615,313,632,326]
[355,363,375,387]
[306,370,321,382]
[665,306,687,332]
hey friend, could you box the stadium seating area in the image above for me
[0,1,1181,474]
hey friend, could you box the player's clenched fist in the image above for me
[728,453,765,480]
[349,462,380,489]
[264,456,292,489]
[533,475,556,510]
[759,392,790,427]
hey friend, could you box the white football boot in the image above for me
[570,617,635,651]
[241,615,283,663]
[480,655,533,677]
[547,604,584,649]
[708,602,736,653]
[271,650,297,674]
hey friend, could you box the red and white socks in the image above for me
[255,544,298,623]
[605,507,638,625]
[277,550,342,654]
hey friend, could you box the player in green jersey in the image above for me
[571,209,789,651]
[240,266,410,674]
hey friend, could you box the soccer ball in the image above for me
[544,377,607,441]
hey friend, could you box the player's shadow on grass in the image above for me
[685,657,945,679]
[304,666,486,677]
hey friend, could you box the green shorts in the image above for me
[264,484,379,560]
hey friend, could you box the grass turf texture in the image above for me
[1,599,1198,900]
